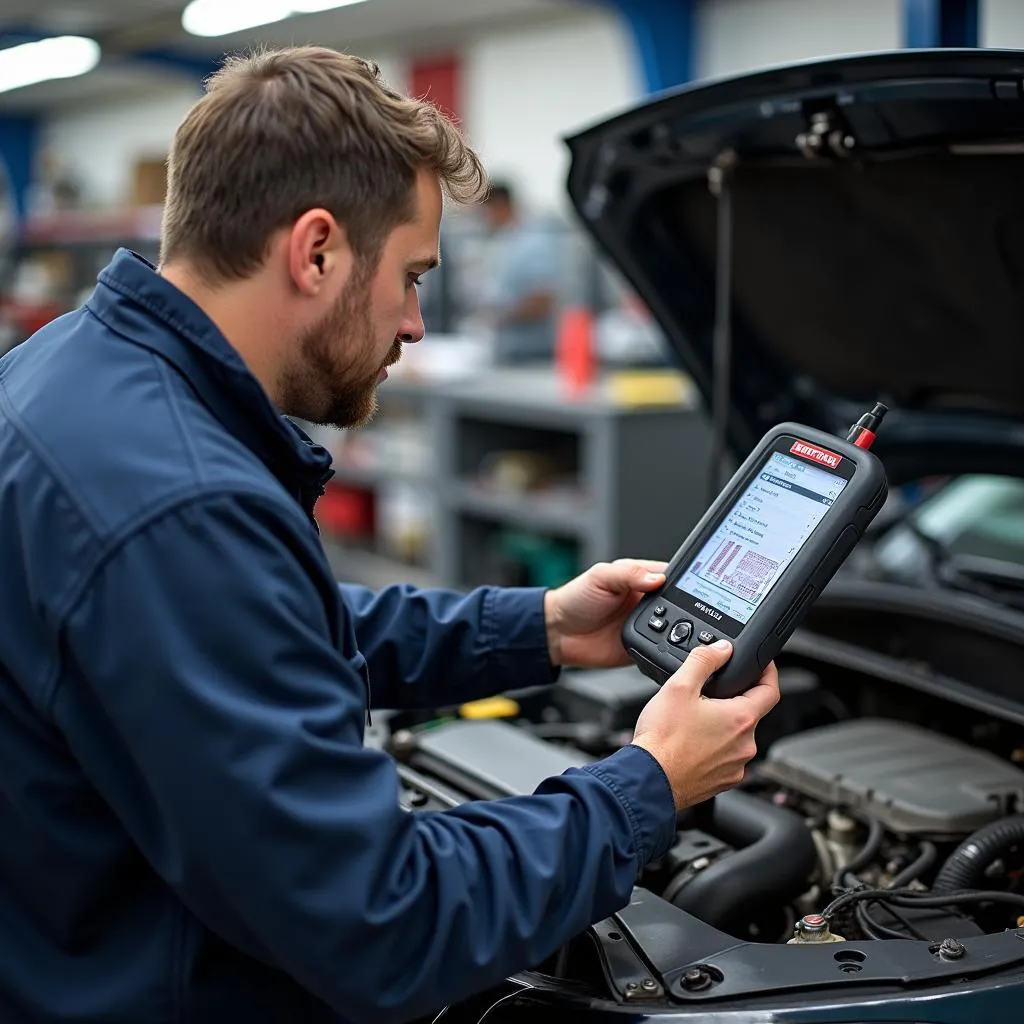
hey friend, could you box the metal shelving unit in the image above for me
[315,367,714,591]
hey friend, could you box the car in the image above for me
[387,48,1024,1023]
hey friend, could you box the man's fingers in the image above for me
[613,557,669,573]
[634,564,667,588]
[738,662,781,719]
[666,639,733,693]
[610,557,669,585]
[591,560,666,591]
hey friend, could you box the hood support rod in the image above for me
[706,151,737,503]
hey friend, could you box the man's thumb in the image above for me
[666,639,733,692]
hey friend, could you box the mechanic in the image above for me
[0,47,780,1024]
[474,180,564,363]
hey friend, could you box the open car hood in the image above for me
[566,49,1024,483]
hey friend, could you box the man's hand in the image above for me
[632,640,781,810]
[543,559,667,669]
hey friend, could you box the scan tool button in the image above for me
[697,630,717,645]
[653,604,667,617]
[647,615,668,633]
[668,620,693,646]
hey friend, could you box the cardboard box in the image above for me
[130,158,167,207]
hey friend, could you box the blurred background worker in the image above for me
[476,180,565,364]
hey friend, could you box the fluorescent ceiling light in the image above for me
[182,0,370,37]
[0,36,101,94]
[292,0,371,10]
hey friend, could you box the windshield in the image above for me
[874,476,1024,575]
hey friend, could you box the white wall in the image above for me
[40,48,407,210]
[981,0,1024,47]
[42,83,202,208]
[36,1,945,219]
[696,0,902,81]
[37,10,638,216]
[461,7,642,212]
[358,50,407,92]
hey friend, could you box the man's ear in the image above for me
[287,208,354,297]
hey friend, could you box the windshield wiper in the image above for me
[895,518,1024,610]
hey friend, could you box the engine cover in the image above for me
[761,718,1024,836]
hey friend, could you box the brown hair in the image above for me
[160,46,487,281]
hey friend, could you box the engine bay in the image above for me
[384,612,1024,1009]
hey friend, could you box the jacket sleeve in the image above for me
[336,581,559,710]
[54,492,677,1024]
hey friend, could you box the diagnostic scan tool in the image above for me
[624,406,889,699]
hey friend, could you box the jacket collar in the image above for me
[86,248,335,514]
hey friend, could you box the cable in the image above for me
[880,903,930,941]
[891,890,1024,913]
[888,842,937,890]
[847,843,940,941]
[822,885,919,918]
[831,816,884,894]
[476,989,525,1023]
[856,899,929,941]
[854,902,885,939]
[855,902,904,940]
[839,856,932,941]
[824,886,1024,921]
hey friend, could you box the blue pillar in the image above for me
[939,0,979,46]
[131,49,222,83]
[601,0,695,94]
[0,116,39,222]
[0,39,212,224]
[904,0,978,48]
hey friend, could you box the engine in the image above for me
[389,665,1024,950]
[748,716,1024,944]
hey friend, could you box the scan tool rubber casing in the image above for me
[624,422,888,698]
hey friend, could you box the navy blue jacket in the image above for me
[0,249,677,1023]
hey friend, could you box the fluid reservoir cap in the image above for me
[789,914,845,944]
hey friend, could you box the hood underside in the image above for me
[565,49,1024,481]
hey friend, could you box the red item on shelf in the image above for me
[556,306,596,397]
[316,484,375,538]
[1,299,63,336]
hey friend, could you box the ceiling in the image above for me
[0,0,581,112]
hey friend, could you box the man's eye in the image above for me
[408,275,423,289]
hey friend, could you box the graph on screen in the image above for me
[673,451,848,627]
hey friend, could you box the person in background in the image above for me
[0,46,779,1024]
[478,180,564,363]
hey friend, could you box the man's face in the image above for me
[482,196,512,232]
[281,169,442,428]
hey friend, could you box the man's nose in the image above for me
[398,291,426,344]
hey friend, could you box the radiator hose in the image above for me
[933,815,1024,894]
[667,790,817,934]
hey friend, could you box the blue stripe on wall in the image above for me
[601,0,696,93]
[0,116,39,222]
[940,0,979,46]
[904,0,978,48]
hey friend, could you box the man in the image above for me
[475,180,562,363]
[0,47,779,1023]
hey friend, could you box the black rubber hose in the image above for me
[833,816,884,893]
[933,815,1024,894]
[888,841,937,890]
[668,789,817,935]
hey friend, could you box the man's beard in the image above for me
[280,262,402,429]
